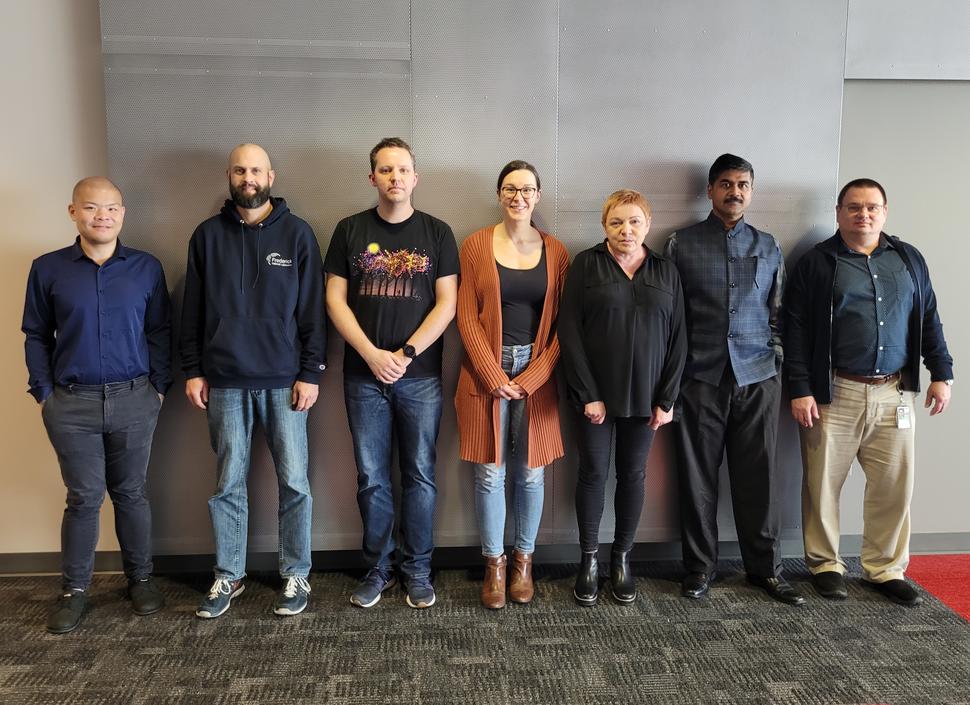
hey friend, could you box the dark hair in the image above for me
[369,137,415,172]
[708,153,754,185]
[837,178,887,206]
[496,160,541,192]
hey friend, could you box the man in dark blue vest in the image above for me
[665,154,803,606]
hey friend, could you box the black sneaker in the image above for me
[863,578,923,607]
[47,589,86,634]
[128,576,165,615]
[274,576,311,616]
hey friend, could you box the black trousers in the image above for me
[574,411,656,553]
[673,369,781,577]
[41,377,161,590]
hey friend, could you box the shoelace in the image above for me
[282,576,311,598]
[207,578,234,599]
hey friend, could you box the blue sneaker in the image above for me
[196,578,244,619]
[274,576,311,616]
[350,568,397,608]
[405,577,436,609]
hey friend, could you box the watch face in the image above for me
[403,344,417,359]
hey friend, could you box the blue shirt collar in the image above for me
[70,236,129,262]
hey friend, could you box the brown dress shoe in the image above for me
[481,555,507,609]
[508,550,535,604]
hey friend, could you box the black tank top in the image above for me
[497,247,547,346]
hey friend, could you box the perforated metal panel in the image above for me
[102,0,851,555]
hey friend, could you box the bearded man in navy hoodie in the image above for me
[180,144,326,618]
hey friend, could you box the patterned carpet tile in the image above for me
[0,560,968,705]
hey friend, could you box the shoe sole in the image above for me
[132,602,164,616]
[350,577,397,609]
[47,619,82,635]
[195,584,245,619]
[611,590,637,604]
[573,591,597,607]
[274,601,308,616]
[682,589,709,599]
[406,592,436,608]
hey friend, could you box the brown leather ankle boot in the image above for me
[481,554,507,609]
[508,550,534,604]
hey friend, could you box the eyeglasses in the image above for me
[500,185,538,199]
[842,204,885,215]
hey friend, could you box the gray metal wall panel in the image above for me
[100,0,853,557]
[410,0,562,547]
[557,0,847,543]
[846,0,970,80]
[104,65,411,553]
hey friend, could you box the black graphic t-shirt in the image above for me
[324,208,459,379]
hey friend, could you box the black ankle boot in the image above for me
[610,548,636,603]
[574,551,599,606]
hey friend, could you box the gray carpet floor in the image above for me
[1,559,968,705]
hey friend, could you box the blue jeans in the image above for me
[206,387,312,581]
[344,376,442,580]
[474,344,545,557]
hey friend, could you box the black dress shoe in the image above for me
[681,571,714,599]
[128,576,165,615]
[47,590,86,634]
[862,578,923,607]
[812,571,848,600]
[610,548,636,603]
[573,551,599,606]
[747,575,806,606]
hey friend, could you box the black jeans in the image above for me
[673,369,781,578]
[42,376,161,590]
[574,411,656,553]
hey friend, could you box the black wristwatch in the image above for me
[403,344,417,360]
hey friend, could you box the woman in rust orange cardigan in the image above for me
[455,160,569,609]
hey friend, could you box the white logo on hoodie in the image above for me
[265,252,293,267]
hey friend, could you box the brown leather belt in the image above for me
[835,370,900,385]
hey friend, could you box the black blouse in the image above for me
[559,241,686,417]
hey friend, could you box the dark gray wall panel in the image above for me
[557,0,848,543]
[410,0,562,546]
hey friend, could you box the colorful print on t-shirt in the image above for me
[355,243,431,299]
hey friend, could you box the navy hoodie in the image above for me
[180,197,326,388]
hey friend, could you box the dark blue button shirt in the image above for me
[832,234,914,376]
[22,238,172,402]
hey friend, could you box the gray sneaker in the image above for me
[274,576,311,616]
[196,578,244,619]
[350,568,397,608]
[405,577,436,609]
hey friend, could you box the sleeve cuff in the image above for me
[30,386,52,403]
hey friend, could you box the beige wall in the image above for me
[837,79,967,535]
[0,0,116,554]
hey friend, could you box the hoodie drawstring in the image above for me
[238,220,264,290]
[252,226,262,288]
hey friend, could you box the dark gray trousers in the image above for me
[42,376,161,590]
[673,369,782,578]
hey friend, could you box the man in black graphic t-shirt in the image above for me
[324,137,458,610]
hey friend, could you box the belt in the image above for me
[835,370,899,385]
[63,375,150,395]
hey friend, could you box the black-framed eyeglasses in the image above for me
[500,185,538,199]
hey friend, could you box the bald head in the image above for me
[72,176,122,205]
[228,143,272,172]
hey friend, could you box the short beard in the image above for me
[230,183,271,209]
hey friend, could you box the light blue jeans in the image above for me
[474,344,545,557]
[206,387,312,581]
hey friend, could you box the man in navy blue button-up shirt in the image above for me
[22,177,171,633]
[665,154,803,606]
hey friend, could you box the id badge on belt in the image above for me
[896,405,912,429]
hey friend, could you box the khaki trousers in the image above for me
[799,375,916,582]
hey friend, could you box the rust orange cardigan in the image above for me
[455,226,569,467]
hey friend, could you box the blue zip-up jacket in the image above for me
[179,197,326,389]
[784,232,952,403]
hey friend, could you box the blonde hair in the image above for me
[601,189,652,228]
